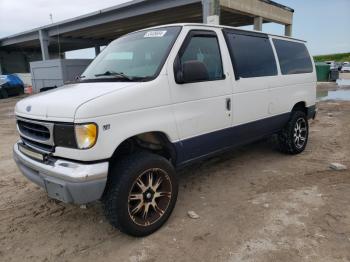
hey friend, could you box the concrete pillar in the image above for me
[202,0,220,25]
[39,30,50,60]
[254,16,263,31]
[285,24,292,37]
[94,46,101,56]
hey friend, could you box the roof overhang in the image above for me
[0,0,294,53]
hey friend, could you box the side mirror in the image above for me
[174,59,209,84]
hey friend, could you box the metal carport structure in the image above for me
[0,0,294,73]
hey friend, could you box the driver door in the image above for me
[167,29,233,164]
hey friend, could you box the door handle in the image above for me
[226,98,231,111]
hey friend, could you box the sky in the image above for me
[0,0,349,57]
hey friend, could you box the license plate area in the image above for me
[18,143,44,162]
[44,178,70,203]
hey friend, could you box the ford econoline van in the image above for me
[13,23,316,236]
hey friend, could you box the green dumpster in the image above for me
[315,62,330,82]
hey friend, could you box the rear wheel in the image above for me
[103,152,178,237]
[0,88,8,99]
[278,110,309,154]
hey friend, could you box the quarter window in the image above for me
[179,33,224,81]
[224,31,277,78]
[273,39,313,75]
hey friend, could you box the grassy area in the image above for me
[314,53,350,62]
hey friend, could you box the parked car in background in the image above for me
[342,64,350,72]
[325,61,338,70]
[13,23,317,237]
[0,75,24,99]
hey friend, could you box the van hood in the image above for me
[15,82,138,121]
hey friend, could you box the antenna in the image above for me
[57,24,61,58]
[50,13,62,58]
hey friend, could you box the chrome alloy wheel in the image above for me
[128,168,172,227]
[294,117,307,149]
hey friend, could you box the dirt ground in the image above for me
[0,84,350,262]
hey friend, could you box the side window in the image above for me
[273,39,313,75]
[179,33,224,81]
[224,31,277,78]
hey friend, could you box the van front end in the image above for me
[13,116,109,204]
[13,143,108,204]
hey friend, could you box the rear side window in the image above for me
[224,31,277,78]
[273,39,313,75]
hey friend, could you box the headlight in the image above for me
[75,123,98,149]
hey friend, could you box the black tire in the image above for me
[19,85,25,95]
[278,110,309,154]
[103,151,178,237]
[0,88,8,99]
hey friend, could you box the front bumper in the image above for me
[13,143,109,204]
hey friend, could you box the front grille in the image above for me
[21,137,55,153]
[17,120,50,141]
[16,117,55,153]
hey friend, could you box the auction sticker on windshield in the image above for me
[144,31,167,38]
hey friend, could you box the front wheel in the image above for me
[278,110,309,154]
[103,152,178,237]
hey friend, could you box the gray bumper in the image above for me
[13,143,109,204]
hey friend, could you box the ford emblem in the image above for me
[26,105,31,112]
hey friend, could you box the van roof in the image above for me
[139,23,307,43]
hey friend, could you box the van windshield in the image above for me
[81,26,181,82]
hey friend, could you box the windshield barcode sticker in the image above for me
[144,31,167,38]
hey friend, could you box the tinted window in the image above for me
[180,34,224,81]
[273,39,313,75]
[224,32,277,78]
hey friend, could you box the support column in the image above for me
[285,24,292,37]
[202,0,220,25]
[254,16,263,31]
[39,30,50,60]
[94,46,101,56]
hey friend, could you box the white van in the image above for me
[13,23,317,236]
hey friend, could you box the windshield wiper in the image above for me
[76,75,86,81]
[94,71,132,81]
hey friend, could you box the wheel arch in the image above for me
[110,131,178,167]
[291,101,307,114]
[102,131,178,200]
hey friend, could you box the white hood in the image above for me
[15,82,138,121]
